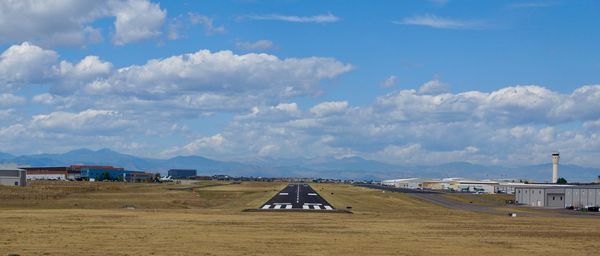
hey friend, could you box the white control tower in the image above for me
[552,152,560,183]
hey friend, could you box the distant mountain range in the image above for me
[1,148,599,182]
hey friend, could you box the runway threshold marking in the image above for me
[259,183,336,211]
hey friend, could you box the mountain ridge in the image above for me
[1,148,599,182]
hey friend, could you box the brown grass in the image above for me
[1,182,599,255]
[441,192,514,206]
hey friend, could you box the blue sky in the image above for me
[1,0,600,167]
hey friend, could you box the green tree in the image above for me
[556,177,568,184]
[100,172,111,181]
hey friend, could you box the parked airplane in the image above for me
[159,176,173,182]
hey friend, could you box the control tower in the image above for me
[552,152,560,183]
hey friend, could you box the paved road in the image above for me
[260,183,334,211]
[356,184,441,194]
[356,184,600,218]
[356,184,502,214]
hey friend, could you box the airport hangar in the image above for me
[515,185,600,208]
[0,169,27,187]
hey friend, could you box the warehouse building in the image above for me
[445,179,499,193]
[124,172,155,183]
[515,185,600,208]
[67,169,81,180]
[168,169,197,179]
[22,167,68,180]
[22,166,85,180]
[80,168,129,181]
[381,177,526,194]
[565,186,600,208]
[75,165,129,181]
[494,182,524,194]
[0,169,27,186]
[381,178,437,189]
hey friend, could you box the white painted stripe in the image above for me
[285,204,293,209]
[296,184,300,203]
[279,193,288,195]
[303,203,322,206]
[303,205,310,209]
[274,205,282,209]
[274,203,291,205]
[324,205,333,210]
[261,205,271,209]
[313,205,321,210]
[308,193,317,196]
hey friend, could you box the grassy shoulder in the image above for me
[440,192,514,206]
[0,180,285,211]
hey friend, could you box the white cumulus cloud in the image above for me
[0,42,59,85]
[0,0,166,46]
[110,0,166,45]
[310,101,349,116]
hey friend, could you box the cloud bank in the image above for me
[0,42,599,168]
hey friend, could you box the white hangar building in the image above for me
[0,169,27,187]
[515,185,600,208]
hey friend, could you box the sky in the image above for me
[0,0,600,167]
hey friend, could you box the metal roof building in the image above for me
[21,167,68,180]
[0,169,27,187]
[168,169,197,179]
[515,185,600,208]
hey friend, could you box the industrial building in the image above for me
[22,165,128,181]
[80,168,128,181]
[494,182,523,194]
[168,169,197,179]
[124,172,155,182]
[441,179,499,193]
[20,165,157,182]
[67,169,81,180]
[381,178,433,189]
[21,167,68,180]
[0,169,27,186]
[381,177,520,194]
[515,185,600,208]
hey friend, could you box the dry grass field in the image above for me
[1,181,600,256]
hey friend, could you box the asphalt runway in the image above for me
[260,183,334,210]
